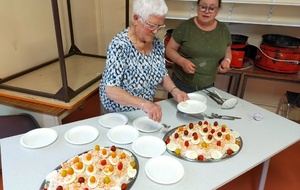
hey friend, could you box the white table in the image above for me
[1,87,300,190]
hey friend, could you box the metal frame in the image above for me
[0,0,123,102]
[239,75,300,99]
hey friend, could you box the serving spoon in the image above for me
[205,89,238,109]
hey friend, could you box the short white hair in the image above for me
[133,0,168,20]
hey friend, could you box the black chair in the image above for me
[0,113,40,139]
[276,91,300,119]
[0,113,40,172]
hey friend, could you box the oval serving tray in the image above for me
[40,147,139,190]
[163,124,243,162]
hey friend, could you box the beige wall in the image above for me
[0,0,125,79]
[0,0,299,120]
[0,0,57,78]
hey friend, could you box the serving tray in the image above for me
[163,123,243,162]
[40,146,139,190]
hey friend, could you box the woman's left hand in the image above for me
[171,88,189,103]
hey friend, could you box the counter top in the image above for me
[1,87,300,190]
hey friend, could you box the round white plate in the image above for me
[177,100,207,114]
[20,128,58,149]
[188,93,207,104]
[132,136,166,157]
[98,113,128,128]
[107,125,139,144]
[133,116,163,133]
[65,125,99,145]
[145,155,184,184]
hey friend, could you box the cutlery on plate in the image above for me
[208,94,224,105]
[204,89,238,109]
[209,114,235,120]
[204,89,225,104]
[162,123,171,129]
[204,114,214,119]
[211,113,241,119]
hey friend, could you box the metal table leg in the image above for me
[258,159,270,190]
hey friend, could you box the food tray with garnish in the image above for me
[163,121,242,162]
[40,145,139,190]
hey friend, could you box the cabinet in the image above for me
[165,0,300,27]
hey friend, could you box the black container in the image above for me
[262,34,300,48]
[245,45,258,61]
[231,34,249,44]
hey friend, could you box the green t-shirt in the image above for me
[172,18,231,88]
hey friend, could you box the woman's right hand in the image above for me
[142,101,162,122]
[166,37,196,74]
[182,59,196,74]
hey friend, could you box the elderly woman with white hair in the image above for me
[99,0,188,122]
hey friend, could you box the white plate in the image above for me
[20,128,58,149]
[65,125,99,145]
[133,116,163,132]
[132,136,166,157]
[188,93,207,104]
[145,155,184,184]
[98,113,128,128]
[177,100,207,114]
[107,125,139,144]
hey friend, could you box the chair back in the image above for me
[286,91,300,108]
[0,113,40,139]
[0,113,40,170]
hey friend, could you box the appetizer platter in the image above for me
[163,121,242,162]
[40,145,139,190]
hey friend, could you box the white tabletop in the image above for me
[1,87,300,190]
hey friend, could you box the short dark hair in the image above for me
[197,0,221,7]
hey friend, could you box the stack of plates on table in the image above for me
[132,136,166,158]
[145,155,184,184]
[64,125,99,145]
[98,113,128,128]
[20,128,58,149]
[133,116,163,133]
[107,125,139,144]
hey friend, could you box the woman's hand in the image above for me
[142,101,162,122]
[218,59,230,73]
[182,59,196,74]
[171,88,190,103]
[166,38,195,74]
[219,47,232,73]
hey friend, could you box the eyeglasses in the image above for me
[139,16,166,31]
[198,4,219,13]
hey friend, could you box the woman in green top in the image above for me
[166,0,232,95]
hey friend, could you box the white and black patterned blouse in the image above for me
[99,27,168,112]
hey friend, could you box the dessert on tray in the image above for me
[164,121,242,162]
[41,145,138,190]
